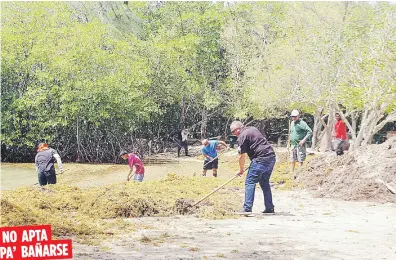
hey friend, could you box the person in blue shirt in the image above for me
[201,139,228,177]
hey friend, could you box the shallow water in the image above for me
[0,163,38,190]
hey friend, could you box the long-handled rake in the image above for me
[202,147,230,169]
[185,166,250,210]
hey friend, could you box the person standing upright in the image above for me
[230,121,276,215]
[172,127,189,157]
[333,113,348,156]
[289,110,312,178]
[35,143,64,186]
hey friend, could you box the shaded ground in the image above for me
[73,191,396,260]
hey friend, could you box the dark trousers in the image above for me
[38,169,57,186]
[244,156,276,212]
[335,139,345,156]
[177,140,188,157]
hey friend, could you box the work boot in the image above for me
[213,173,217,177]
[262,208,275,214]
[202,173,206,177]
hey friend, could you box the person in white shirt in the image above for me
[178,128,189,157]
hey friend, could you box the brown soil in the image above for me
[298,137,396,203]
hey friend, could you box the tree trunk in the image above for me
[318,107,333,152]
[180,97,186,127]
[328,106,336,150]
[201,109,207,139]
[353,109,370,149]
[311,108,323,150]
[224,117,231,138]
[351,112,357,136]
[76,117,81,162]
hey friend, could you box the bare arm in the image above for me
[218,141,228,148]
[202,153,213,160]
[127,168,134,181]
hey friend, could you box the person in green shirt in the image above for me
[289,110,312,178]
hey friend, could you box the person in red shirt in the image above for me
[333,113,348,155]
[120,151,145,182]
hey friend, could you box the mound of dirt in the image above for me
[298,137,396,203]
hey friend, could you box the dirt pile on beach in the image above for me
[298,137,396,203]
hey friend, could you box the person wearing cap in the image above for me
[230,120,276,215]
[35,143,64,186]
[201,139,228,177]
[120,151,145,182]
[333,112,348,156]
[289,110,312,177]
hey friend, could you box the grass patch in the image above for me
[1,174,242,244]
[216,253,225,257]
[100,246,111,252]
[270,161,297,190]
[139,235,152,243]
[2,158,293,244]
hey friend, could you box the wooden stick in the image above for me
[191,167,249,207]
[375,179,396,194]
[192,176,239,207]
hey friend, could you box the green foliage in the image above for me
[1,2,395,161]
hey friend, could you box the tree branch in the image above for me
[372,110,396,134]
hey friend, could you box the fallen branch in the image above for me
[375,179,396,194]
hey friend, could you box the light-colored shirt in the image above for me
[181,129,188,142]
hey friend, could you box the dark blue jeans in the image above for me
[38,168,57,186]
[243,156,276,212]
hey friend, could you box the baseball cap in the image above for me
[290,110,300,117]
